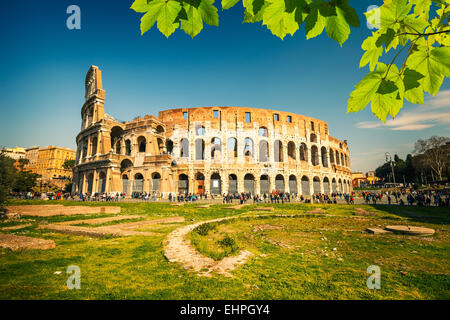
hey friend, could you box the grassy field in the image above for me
[0,200,449,299]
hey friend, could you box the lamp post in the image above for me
[385,152,399,203]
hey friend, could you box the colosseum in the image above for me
[72,66,352,197]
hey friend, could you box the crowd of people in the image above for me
[8,188,450,207]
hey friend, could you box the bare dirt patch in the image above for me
[0,233,55,251]
[5,205,120,217]
[353,208,376,216]
[1,224,33,231]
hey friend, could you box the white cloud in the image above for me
[355,90,450,131]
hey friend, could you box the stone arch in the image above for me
[335,150,340,165]
[90,136,98,156]
[258,126,268,137]
[243,137,254,157]
[110,126,123,153]
[157,138,164,154]
[195,138,205,160]
[311,145,319,166]
[310,133,317,143]
[244,174,255,194]
[323,177,330,195]
[87,173,94,193]
[227,138,237,158]
[195,172,205,195]
[156,125,164,134]
[137,136,146,153]
[151,172,161,192]
[289,175,297,194]
[321,147,328,167]
[274,140,283,162]
[133,173,144,193]
[260,174,270,194]
[313,176,321,194]
[211,137,222,160]
[120,159,133,172]
[180,138,189,157]
[300,143,308,162]
[341,153,345,167]
[275,174,285,192]
[122,174,129,193]
[98,171,106,193]
[332,178,337,193]
[228,174,237,194]
[259,140,269,162]
[125,139,132,156]
[288,141,296,160]
[166,139,174,155]
[178,174,189,194]
[338,178,343,192]
[329,149,335,164]
[210,172,222,195]
[301,176,310,196]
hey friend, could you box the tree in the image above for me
[12,171,40,193]
[405,153,416,182]
[63,159,76,171]
[131,0,450,122]
[0,152,17,207]
[413,135,450,181]
[17,158,29,172]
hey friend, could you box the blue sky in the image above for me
[0,0,448,172]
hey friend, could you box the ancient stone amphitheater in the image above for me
[73,66,352,197]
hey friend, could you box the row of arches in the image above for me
[177,138,349,167]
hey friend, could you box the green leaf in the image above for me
[199,0,219,26]
[376,28,395,49]
[360,32,383,71]
[336,0,360,28]
[406,46,450,95]
[131,0,152,13]
[222,0,240,9]
[262,0,299,39]
[181,3,203,38]
[325,6,350,46]
[156,0,182,38]
[304,5,326,39]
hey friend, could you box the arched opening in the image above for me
[180,138,189,157]
[301,176,310,196]
[195,172,205,195]
[87,173,94,193]
[310,133,317,143]
[137,136,146,153]
[133,173,144,193]
[259,140,269,162]
[125,139,132,156]
[313,176,321,194]
[122,174,129,193]
[258,127,268,137]
[338,179,343,193]
[98,172,106,193]
[110,126,123,154]
[244,174,255,194]
[228,174,237,194]
[178,174,189,194]
[260,175,269,194]
[195,125,205,136]
[152,172,161,192]
[243,138,254,157]
[300,143,308,162]
[91,137,98,156]
[321,147,328,167]
[227,138,237,158]
[311,145,319,166]
[166,139,174,155]
[288,142,296,160]
[335,150,340,165]
[332,178,337,193]
[289,175,297,194]
[274,140,283,162]
[211,137,222,160]
[195,139,205,160]
[329,149,335,164]
[341,153,345,167]
[275,174,285,192]
[210,173,221,195]
[323,177,330,195]
[120,159,133,172]
[156,125,164,134]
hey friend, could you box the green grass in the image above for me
[0,200,449,299]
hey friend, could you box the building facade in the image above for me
[73,66,352,196]
[2,146,26,160]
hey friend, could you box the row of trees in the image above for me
[375,136,450,184]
